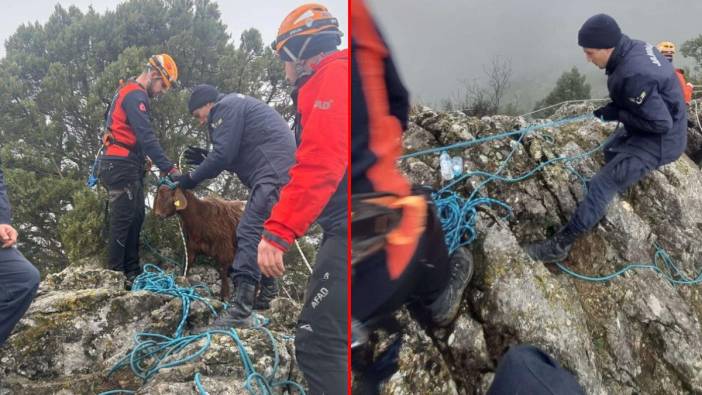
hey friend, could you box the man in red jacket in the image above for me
[262,4,348,394]
[99,54,180,287]
[657,41,694,105]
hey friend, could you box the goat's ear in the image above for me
[173,188,188,211]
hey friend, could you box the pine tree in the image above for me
[534,66,591,117]
[0,0,291,272]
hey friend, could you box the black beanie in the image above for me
[279,32,341,62]
[578,14,622,49]
[188,84,219,113]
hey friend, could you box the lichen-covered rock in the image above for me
[0,261,305,394]
[404,121,439,153]
[368,102,702,395]
[380,316,459,395]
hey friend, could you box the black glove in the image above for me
[593,103,619,122]
[184,146,209,166]
[174,172,198,190]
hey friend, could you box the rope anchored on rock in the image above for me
[100,264,307,395]
[402,108,702,285]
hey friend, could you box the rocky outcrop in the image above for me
[0,259,304,395]
[374,103,702,395]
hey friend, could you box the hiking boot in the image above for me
[125,271,140,291]
[208,276,257,329]
[253,276,278,310]
[524,227,578,263]
[428,247,474,327]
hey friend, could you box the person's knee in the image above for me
[28,263,40,290]
[13,258,40,298]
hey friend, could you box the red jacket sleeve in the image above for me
[263,64,348,250]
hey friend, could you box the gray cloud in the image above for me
[366,0,702,109]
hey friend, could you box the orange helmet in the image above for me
[272,3,342,61]
[148,54,178,89]
[656,41,676,58]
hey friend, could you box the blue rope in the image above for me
[405,113,702,285]
[100,264,307,395]
[194,372,208,394]
[157,176,178,190]
[86,147,104,188]
[413,114,597,254]
[131,264,216,338]
[555,243,702,285]
[400,113,593,160]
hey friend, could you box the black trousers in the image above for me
[295,229,348,395]
[99,159,144,277]
[0,246,40,345]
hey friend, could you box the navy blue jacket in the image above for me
[0,165,10,225]
[190,93,296,189]
[606,35,687,165]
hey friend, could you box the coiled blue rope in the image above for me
[412,114,596,254]
[100,264,307,394]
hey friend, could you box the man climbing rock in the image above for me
[258,3,348,393]
[526,14,687,263]
[99,54,180,287]
[656,41,694,106]
[0,161,40,346]
[176,84,295,328]
[351,0,474,390]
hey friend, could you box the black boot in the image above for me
[125,270,140,291]
[209,276,257,329]
[524,227,578,263]
[253,276,278,310]
[428,247,474,327]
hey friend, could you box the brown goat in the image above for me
[153,185,245,300]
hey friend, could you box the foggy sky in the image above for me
[0,0,348,58]
[366,0,702,110]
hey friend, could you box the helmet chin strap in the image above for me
[282,36,314,85]
[145,77,156,98]
[281,30,342,85]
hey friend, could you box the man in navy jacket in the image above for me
[526,14,687,262]
[177,85,296,328]
[0,163,40,345]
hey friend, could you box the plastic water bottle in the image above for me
[440,151,454,181]
[452,156,463,178]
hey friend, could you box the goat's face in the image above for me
[154,185,188,218]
